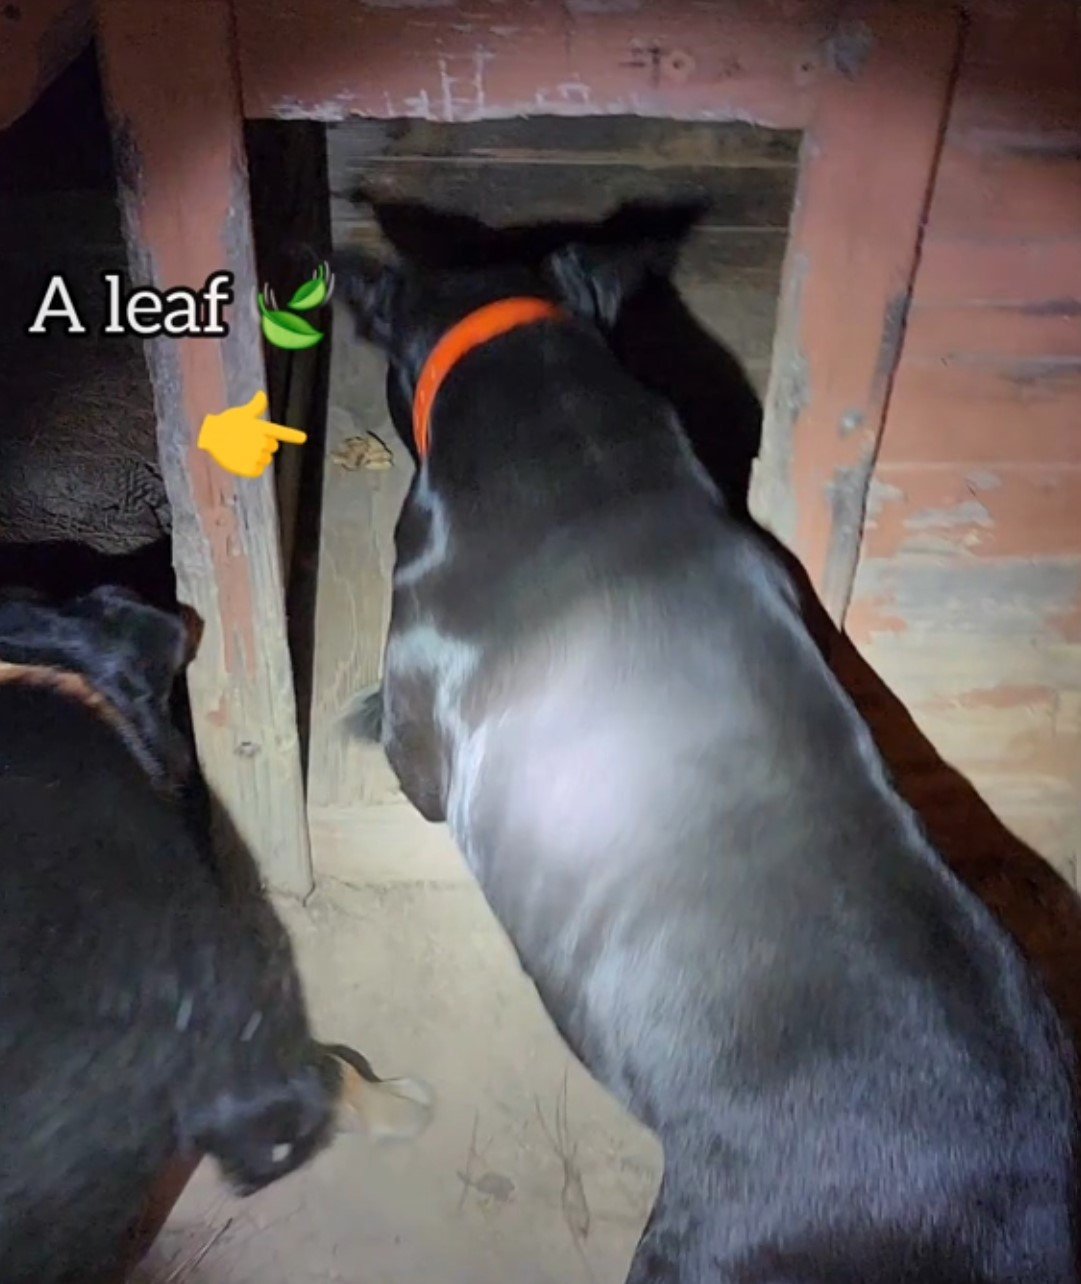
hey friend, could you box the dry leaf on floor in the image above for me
[331,434,394,471]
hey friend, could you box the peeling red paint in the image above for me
[99,3,258,675]
[206,694,230,729]
[844,594,908,639]
[779,4,959,613]
[928,684,1057,712]
[97,0,311,897]
[861,466,1081,560]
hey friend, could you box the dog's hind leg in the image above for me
[626,1176,720,1284]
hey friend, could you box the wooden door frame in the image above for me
[95,0,962,898]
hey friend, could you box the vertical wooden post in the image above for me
[752,3,962,621]
[97,0,312,895]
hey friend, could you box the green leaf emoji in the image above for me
[287,262,332,312]
[258,297,324,351]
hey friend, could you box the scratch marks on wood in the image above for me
[239,0,835,129]
[436,46,494,121]
[456,1112,517,1211]
[535,1073,593,1277]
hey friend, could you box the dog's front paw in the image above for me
[344,683,384,742]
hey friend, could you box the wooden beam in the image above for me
[236,0,839,130]
[96,0,312,896]
[752,3,963,620]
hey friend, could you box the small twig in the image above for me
[456,1111,482,1214]
[160,1217,233,1284]
[535,1072,595,1281]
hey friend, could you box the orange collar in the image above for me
[412,297,564,458]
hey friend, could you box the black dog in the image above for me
[341,242,1078,1282]
[0,586,431,1283]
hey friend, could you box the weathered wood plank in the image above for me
[96,0,311,896]
[863,464,1081,560]
[914,239,1081,307]
[884,360,1081,465]
[903,305,1081,361]
[928,148,1081,241]
[845,556,1081,883]
[236,0,841,130]
[330,115,800,167]
[848,557,1081,643]
[337,213,790,277]
[845,0,1081,894]
[306,303,411,815]
[752,2,962,619]
[335,158,797,230]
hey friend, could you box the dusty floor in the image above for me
[135,877,661,1284]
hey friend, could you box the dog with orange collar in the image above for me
[340,242,1077,1283]
[0,586,431,1282]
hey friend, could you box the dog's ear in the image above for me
[333,249,401,349]
[544,240,675,329]
[74,587,190,707]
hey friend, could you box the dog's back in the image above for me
[453,502,1075,1280]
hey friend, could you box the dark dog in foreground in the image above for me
[341,242,1078,1282]
[0,587,431,1283]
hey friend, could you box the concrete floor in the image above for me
[135,878,661,1284]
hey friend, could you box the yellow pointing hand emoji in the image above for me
[197,391,307,479]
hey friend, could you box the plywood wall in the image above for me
[848,2,1081,882]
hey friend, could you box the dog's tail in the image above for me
[341,682,384,743]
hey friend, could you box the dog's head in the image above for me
[336,237,677,450]
[0,586,198,792]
